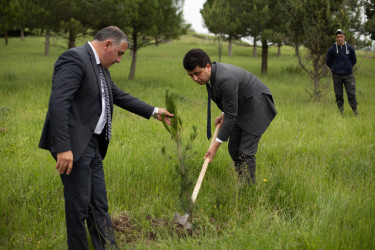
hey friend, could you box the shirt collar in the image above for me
[88,41,101,65]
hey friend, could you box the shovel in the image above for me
[173,123,221,230]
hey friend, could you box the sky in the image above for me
[183,0,209,34]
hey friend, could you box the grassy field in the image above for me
[0,33,374,249]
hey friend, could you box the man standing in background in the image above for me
[326,29,358,116]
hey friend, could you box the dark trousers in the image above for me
[60,135,117,250]
[332,73,357,110]
[228,124,261,184]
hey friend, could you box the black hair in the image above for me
[93,26,129,47]
[183,48,211,70]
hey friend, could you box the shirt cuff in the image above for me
[216,138,224,143]
[152,107,159,118]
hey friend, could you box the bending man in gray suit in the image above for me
[39,26,173,249]
[183,49,276,185]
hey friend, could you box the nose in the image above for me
[192,75,199,81]
[116,55,123,63]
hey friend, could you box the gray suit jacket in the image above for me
[39,42,155,161]
[210,62,277,141]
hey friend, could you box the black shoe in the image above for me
[353,109,358,116]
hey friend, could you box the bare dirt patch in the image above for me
[112,211,191,243]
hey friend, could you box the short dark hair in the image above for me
[94,26,129,47]
[183,49,211,71]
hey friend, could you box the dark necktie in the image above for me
[206,83,212,140]
[98,64,112,141]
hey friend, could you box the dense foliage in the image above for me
[365,0,375,39]
[1,0,188,79]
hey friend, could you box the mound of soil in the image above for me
[112,211,190,243]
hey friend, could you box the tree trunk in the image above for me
[128,49,137,80]
[68,25,76,49]
[228,38,233,57]
[21,29,25,41]
[128,33,138,80]
[261,39,268,74]
[4,31,8,46]
[313,76,321,101]
[253,36,257,57]
[217,35,223,62]
[44,29,50,57]
[313,57,322,101]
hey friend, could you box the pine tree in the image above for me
[162,89,197,218]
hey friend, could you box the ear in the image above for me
[104,40,112,49]
[206,63,212,72]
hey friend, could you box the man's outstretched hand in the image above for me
[155,108,174,125]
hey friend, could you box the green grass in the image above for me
[0,34,374,249]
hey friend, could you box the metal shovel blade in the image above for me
[173,211,192,230]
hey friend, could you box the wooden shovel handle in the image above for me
[191,123,221,204]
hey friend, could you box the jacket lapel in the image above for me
[210,62,218,103]
[85,43,103,98]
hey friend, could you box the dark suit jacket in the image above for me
[210,62,277,141]
[39,43,155,161]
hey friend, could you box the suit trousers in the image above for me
[228,124,261,184]
[60,135,117,250]
[332,73,357,110]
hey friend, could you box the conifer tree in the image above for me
[162,90,197,217]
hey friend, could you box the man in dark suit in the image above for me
[39,26,173,249]
[183,48,276,185]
